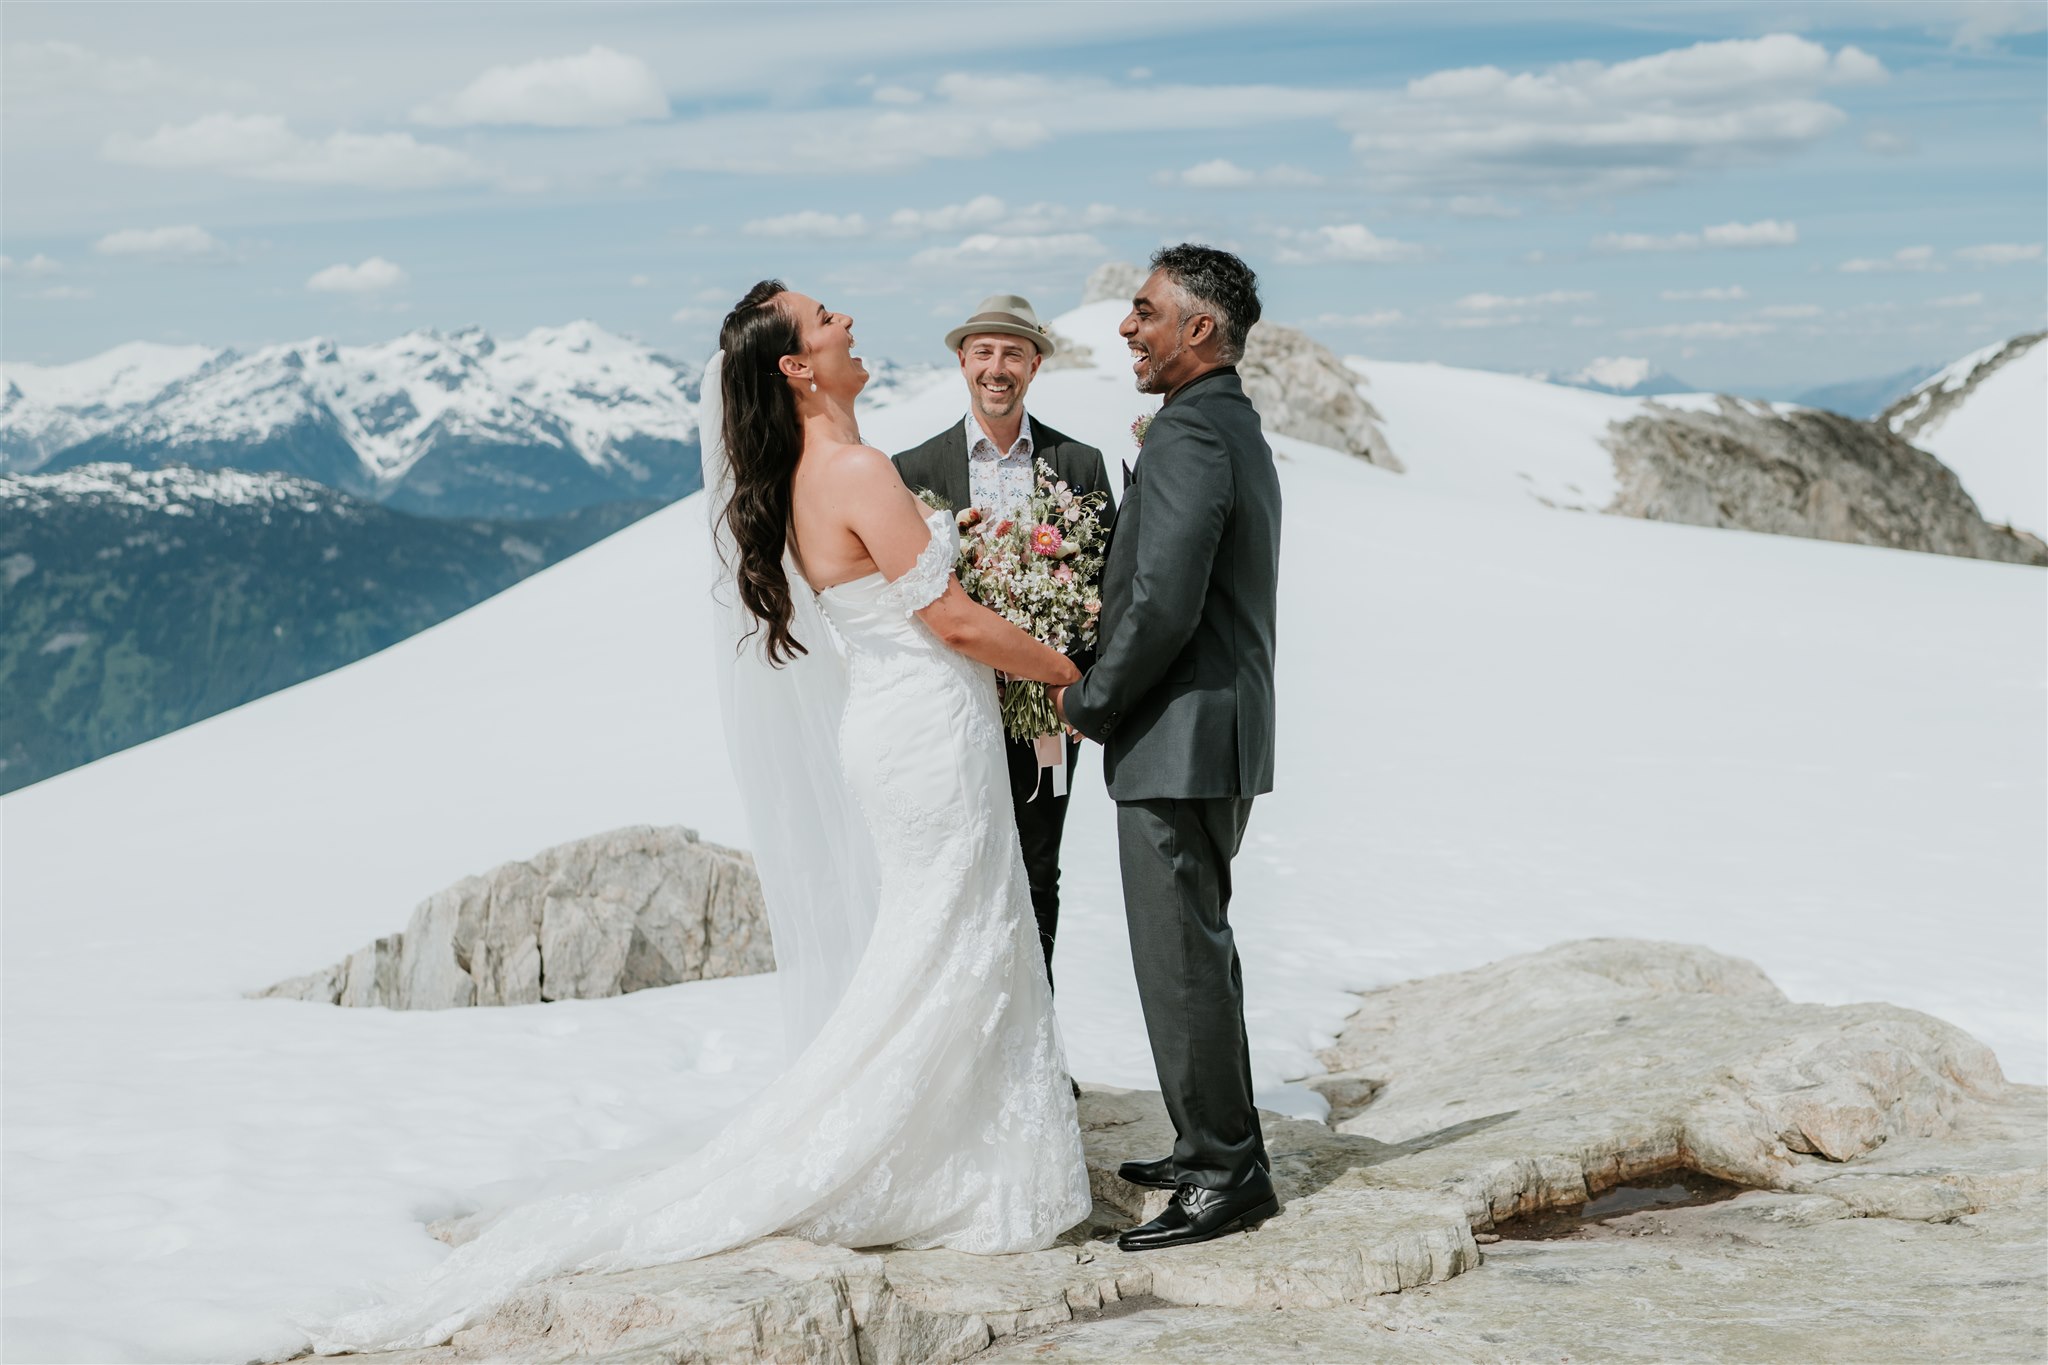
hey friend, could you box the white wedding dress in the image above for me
[300,501,1092,1355]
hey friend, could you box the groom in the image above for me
[893,293,1115,989]
[1055,245,1282,1252]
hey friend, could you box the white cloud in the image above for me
[105,113,485,189]
[93,225,224,260]
[742,210,869,239]
[1703,219,1798,247]
[1929,291,1986,308]
[628,274,653,288]
[1156,159,1322,189]
[1949,2,2048,53]
[306,257,407,293]
[1595,231,1702,252]
[1660,285,1748,301]
[1840,245,1940,273]
[1624,320,1776,339]
[1596,220,1797,252]
[1442,313,1533,329]
[0,252,65,277]
[889,197,1148,236]
[34,284,93,301]
[1348,34,1883,196]
[1312,310,1405,328]
[1275,224,1426,265]
[1455,289,1593,310]
[670,306,717,324]
[889,195,1008,234]
[411,46,668,128]
[1862,128,1916,157]
[871,84,923,105]
[911,232,1109,269]
[1757,303,1822,318]
[1955,242,2043,265]
[8,39,252,99]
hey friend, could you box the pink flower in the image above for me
[1084,599,1101,614]
[1053,564,1075,584]
[993,518,1015,537]
[957,507,983,529]
[1029,523,1064,556]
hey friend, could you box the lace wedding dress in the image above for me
[301,506,1092,1354]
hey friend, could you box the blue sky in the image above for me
[2,1,2043,393]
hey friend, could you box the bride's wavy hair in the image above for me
[719,279,809,665]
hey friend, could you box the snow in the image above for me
[7,324,698,486]
[1892,336,2047,536]
[4,317,2044,1363]
[1342,356,1630,509]
[1571,355,1654,391]
[0,342,220,410]
[0,463,345,514]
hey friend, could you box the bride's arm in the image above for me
[837,447,1080,686]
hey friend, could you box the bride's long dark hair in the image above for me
[719,279,808,665]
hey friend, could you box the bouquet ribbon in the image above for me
[1031,732,1067,801]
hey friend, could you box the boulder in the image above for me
[254,825,771,1009]
[314,939,2044,1363]
[1604,398,2048,565]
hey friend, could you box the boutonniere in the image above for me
[1130,413,1153,447]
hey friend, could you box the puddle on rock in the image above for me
[1492,1170,1750,1241]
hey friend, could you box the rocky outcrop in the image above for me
[1605,397,2048,565]
[1238,322,1401,471]
[1080,262,1146,307]
[254,825,771,1009]
[320,940,2043,1364]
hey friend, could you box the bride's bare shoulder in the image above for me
[813,441,907,492]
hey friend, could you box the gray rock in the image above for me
[1080,262,1147,307]
[310,939,2043,1364]
[1604,397,2047,565]
[253,825,772,1009]
[1238,321,1401,471]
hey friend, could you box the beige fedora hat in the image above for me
[945,293,1056,357]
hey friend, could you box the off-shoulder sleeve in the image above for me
[879,510,957,615]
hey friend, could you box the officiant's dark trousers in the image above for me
[1118,794,1268,1190]
[1005,732,1080,990]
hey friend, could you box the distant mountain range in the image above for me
[0,463,657,792]
[1792,364,1945,419]
[1,323,705,520]
[1536,357,1696,398]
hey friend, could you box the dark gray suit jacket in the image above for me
[892,413,1115,529]
[1062,367,1280,801]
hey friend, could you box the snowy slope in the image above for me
[1885,334,2047,535]
[4,320,2044,1363]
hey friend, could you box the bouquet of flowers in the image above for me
[921,457,1111,740]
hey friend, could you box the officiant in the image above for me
[893,293,1115,989]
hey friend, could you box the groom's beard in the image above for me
[1134,335,1187,394]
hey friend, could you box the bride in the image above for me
[299,281,1093,1354]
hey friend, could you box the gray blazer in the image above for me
[892,414,1115,527]
[1062,367,1280,801]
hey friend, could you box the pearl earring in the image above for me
[809,381,817,393]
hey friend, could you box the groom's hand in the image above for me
[1052,685,1082,740]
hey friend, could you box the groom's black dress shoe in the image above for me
[1117,1166,1280,1253]
[1117,1155,1180,1189]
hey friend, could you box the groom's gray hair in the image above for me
[1150,243,1261,364]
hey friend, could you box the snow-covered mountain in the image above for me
[0,323,703,519]
[1533,355,1694,397]
[1794,362,1943,420]
[1882,332,2047,536]
[6,290,2043,1364]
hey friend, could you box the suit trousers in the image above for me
[1005,732,1081,990]
[1116,795,1267,1189]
